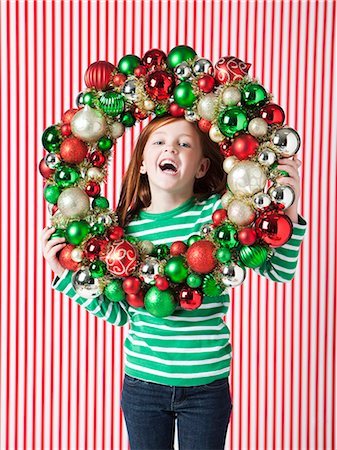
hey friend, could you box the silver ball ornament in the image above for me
[200,223,214,236]
[252,192,272,209]
[268,184,295,209]
[71,105,107,142]
[57,187,91,219]
[192,58,213,76]
[222,87,241,106]
[139,257,161,284]
[122,79,138,101]
[227,160,267,196]
[272,127,301,157]
[258,149,277,166]
[220,262,246,287]
[174,62,192,80]
[45,153,61,169]
[97,214,113,227]
[185,109,199,122]
[72,268,103,299]
[248,118,268,137]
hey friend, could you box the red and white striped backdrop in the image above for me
[0,1,336,449]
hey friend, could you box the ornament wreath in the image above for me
[39,45,301,318]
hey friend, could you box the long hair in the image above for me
[116,114,227,228]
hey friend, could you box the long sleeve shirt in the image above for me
[51,193,307,387]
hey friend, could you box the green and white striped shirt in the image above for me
[52,193,307,387]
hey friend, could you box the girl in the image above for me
[41,115,307,450]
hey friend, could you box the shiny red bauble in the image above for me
[145,70,175,101]
[214,56,251,84]
[88,150,106,167]
[85,181,101,197]
[179,288,203,310]
[60,124,72,136]
[51,205,59,215]
[260,103,285,125]
[238,227,257,245]
[219,139,233,157]
[212,209,227,227]
[106,239,138,277]
[60,137,88,164]
[186,240,217,273]
[155,275,170,291]
[133,107,148,120]
[231,134,259,160]
[142,48,167,69]
[59,244,81,271]
[62,108,79,124]
[123,276,141,294]
[255,211,293,247]
[170,241,188,256]
[85,237,107,261]
[126,291,145,308]
[39,158,55,179]
[198,118,212,133]
[107,226,124,240]
[112,73,127,86]
[84,60,116,90]
[168,102,185,117]
[134,65,147,77]
[197,75,215,93]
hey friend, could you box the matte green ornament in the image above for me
[98,136,113,151]
[187,235,202,246]
[49,228,66,240]
[91,223,106,236]
[155,105,168,116]
[121,111,136,127]
[89,260,107,278]
[202,274,223,297]
[104,280,126,302]
[144,286,177,317]
[92,196,109,209]
[66,220,90,245]
[241,83,268,106]
[54,166,79,188]
[214,224,239,249]
[44,184,61,204]
[186,273,203,288]
[173,82,197,108]
[42,125,61,152]
[164,256,188,283]
[99,91,125,117]
[82,91,96,107]
[218,106,248,138]
[155,244,170,260]
[167,45,197,69]
[118,54,141,75]
[239,245,268,268]
[216,246,232,263]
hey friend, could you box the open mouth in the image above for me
[159,159,179,174]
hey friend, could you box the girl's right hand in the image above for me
[40,226,67,278]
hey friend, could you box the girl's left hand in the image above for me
[275,154,302,219]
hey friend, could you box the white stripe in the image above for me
[272,252,299,263]
[272,263,297,275]
[126,335,229,353]
[131,320,227,332]
[129,310,227,322]
[128,330,230,341]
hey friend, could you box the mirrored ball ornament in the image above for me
[227,161,267,196]
[97,214,113,227]
[192,58,213,76]
[248,118,268,137]
[185,109,199,122]
[272,127,301,157]
[57,187,91,219]
[220,262,246,287]
[227,199,256,226]
[72,268,103,299]
[174,62,192,80]
[222,86,241,106]
[122,78,138,101]
[71,105,107,142]
[253,192,272,209]
[45,153,61,169]
[140,257,161,284]
[268,184,295,209]
[258,149,277,166]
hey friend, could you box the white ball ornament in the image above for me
[110,121,125,139]
[227,160,267,196]
[197,93,217,121]
[223,156,239,174]
[221,191,234,209]
[144,99,156,111]
[227,199,256,226]
[248,117,268,137]
[87,167,104,180]
[220,262,246,287]
[209,125,225,143]
[222,86,241,106]
[57,187,91,219]
[71,105,107,142]
[71,248,84,263]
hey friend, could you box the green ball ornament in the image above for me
[49,228,66,240]
[42,125,61,152]
[99,91,125,116]
[187,235,202,246]
[155,105,168,116]
[202,274,223,296]
[121,111,136,127]
[125,235,139,245]
[92,196,109,209]
[216,246,232,263]
[173,82,197,108]
[82,91,96,107]
[218,106,248,138]
[164,256,188,283]
[144,286,177,317]
[186,273,203,288]
[44,184,61,204]
[167,45,197,69]
[214,224,239,249]
[89,260,107,278]
[239,245,268,268]
[104,280,126,302]
[98,136,113,151]
[66,220,90,245]
[91,223,106,236]
[155,244,170,260]
[54,166,80,188]
[241,83,268,106]
[118,54,141,75]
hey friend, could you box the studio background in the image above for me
[0,1,336,449]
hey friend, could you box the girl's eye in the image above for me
[179,142,190,148]
[154,140,164,145]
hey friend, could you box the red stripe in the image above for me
[0,0,2,443]
[6,2,10,446]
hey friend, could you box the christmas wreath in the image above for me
[39,45,301,318]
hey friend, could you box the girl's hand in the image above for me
[275,154,302,222]
[40,226,67,278]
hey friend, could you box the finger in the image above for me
[44,237,66,252]
[41,227,56,246]
[47,242,67,258]
[276,165,299,180]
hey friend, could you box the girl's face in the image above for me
[140,119,210,196]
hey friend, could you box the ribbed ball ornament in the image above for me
[239,245,268,268]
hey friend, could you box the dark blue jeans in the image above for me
[121,374,232,450]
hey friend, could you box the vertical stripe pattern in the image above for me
[0,1,336,449]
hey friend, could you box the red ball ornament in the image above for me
[51,204,59,215]
[168,102,185,117]
[107,226,124,240]
[255,211,293,247]
[186,240,217,274]
[112,73,127,86]
[39,158,55,179]
[214,56,251,84]
[59,244,81,271]
[259,103,285,125]
[231,133,259,160]
[106,239,138,277]
[212,209,227,227]
[60,137,88,164]
[61,124,72,137]
[238,228,257,245]
[170,241,188,256]
[123,276,141,294]
[145,70,175,101]
[155,275,170,291]
[134,107,148,120]
[85,181,101,197]
[197,75,215,93]
[219,139,233,157]
[198,118,212,133]
[126,291,145,308]
[62,108,79,124]
[142,48,167,69]
[88,150,106,167]
[84,60,116,90]
[179,288,203,310]
[85,237,106,261]
[134,65,147,77]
